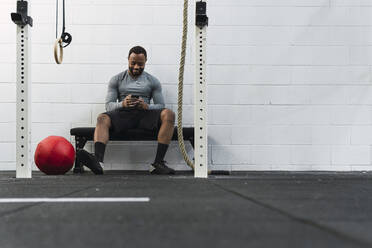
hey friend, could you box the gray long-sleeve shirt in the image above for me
[105,70,165,112]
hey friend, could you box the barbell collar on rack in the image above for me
[11,1,33,27]
[195,1,208,28]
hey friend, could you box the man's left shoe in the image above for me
[150,161,175,175]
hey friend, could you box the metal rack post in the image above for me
[194,1,208,178]
[11,0,33,178]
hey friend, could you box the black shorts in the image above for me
[103,108,164,134]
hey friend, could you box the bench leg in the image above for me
[189,138,194,149]
[73,136,88,174]
[189,138,195,162]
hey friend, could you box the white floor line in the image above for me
[0,197,150,203]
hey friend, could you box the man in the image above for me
[77,46,176,175]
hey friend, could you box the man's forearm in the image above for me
[148,103,165,110]
[105,101,123,112]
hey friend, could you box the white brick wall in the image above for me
[1,0,372,171]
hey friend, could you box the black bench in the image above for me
[70,127,194,173]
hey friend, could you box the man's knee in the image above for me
[97,114,111,127]
[161,109,175,123]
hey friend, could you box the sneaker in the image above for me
[150,161,175,175]
[76,149,104,175]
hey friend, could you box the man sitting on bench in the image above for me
[77,46,176,175]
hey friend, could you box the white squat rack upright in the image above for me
[194,1,208,178]
[11,0,33,178]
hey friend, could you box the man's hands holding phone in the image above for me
[122,95,149,110]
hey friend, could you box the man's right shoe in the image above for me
[76,149,104,175]
[150,161,175,175]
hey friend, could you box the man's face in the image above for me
[128,53,146,77]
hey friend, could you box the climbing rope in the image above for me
[177,0,194,170]
[54,0,72,64]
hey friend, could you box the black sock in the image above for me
[154,143,169,163]
[94,142,106,163]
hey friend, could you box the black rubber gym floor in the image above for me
[0,171,371,248]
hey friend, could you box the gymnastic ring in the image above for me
[54,38,63,64]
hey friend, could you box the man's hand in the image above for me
[136,98,149,110]
[122,95,137,108]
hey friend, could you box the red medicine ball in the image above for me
[34,136,75,175]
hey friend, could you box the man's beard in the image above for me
[129,67,144,77]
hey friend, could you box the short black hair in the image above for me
[128,46,147,60]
